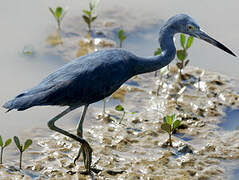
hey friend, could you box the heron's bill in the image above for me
[196,30,236,57]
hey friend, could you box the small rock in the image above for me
[178,144,193,154]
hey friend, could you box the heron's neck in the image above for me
[133,28,176,75]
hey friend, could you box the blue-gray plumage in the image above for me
[2,14,236,175]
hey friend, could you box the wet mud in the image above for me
[1,65,239,179]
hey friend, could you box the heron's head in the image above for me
[167,14,236,57]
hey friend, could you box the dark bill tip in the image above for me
[197,30,237,57]
[213,40,237,57]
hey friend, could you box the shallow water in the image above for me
[0,0,239,138]
[1,66,239,179]
[219,108,239,131]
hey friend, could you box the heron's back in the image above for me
[3,49,137,111]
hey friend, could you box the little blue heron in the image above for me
[2,14,236,174]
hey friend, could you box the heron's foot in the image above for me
[74,140,93,173]
[73,130,83,165]
[73,147,82,165]
[80,167,102,175]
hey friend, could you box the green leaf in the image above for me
[91,16,97,22]
[118,30,125,39]
[180,34,186,49]
[55,7,63,19]
[83,10,91,16]
[131,112,136,114]
[49,7,56,17]
[82,15,90,25]
[14,136,21,150]
[173,120,181,130]
[122,36,126,41]
[154,48,162,56]
[4,139,12,147]
[23,139,32,151]
[163,116,167,123]
[0,136,3,147]
[186,36,194,49]
[168,115,173,125]
[115,105,124,111]
[171,114,176,121]
[177,50,187,61]
[161,123,171,134]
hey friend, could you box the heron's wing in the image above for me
[3,49,135,111]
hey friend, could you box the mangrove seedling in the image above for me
[161,114,181,147]
[118,29,127,48]
[154,48,162,56]
[115,105,136,124]
[13,136,32,169]
[176,34,194,76]
[0,136,12,164]
[115,105,126,124]
[49,6,68,30]
[82,0,99,32]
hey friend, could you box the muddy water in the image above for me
[1,66,239,179]
[0,0,239,179]
[0,0,239,138]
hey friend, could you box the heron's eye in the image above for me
[187,25,195,31]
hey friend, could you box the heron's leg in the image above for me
[74,104,89,164]
[47,106,93,174]
[76,104,89,137]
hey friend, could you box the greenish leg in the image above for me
[47,106,93,174]
[74,105,89,164]
[76,105,89,137]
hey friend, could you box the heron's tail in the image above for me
[3,94,40,112]
[2,88,51,112]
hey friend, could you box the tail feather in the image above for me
[2,85,54,111]
[2,101,14,112]
[3,94,44,111]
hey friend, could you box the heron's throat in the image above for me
[133,29,176,75]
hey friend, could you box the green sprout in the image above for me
[13,136,32,169]
[176,34,194,76]
[115,105,126,124]
[49,6,68,30]
[0,136,12,164]
[82,0,99,32]
[118,29,127,48]
[115,105,136,124]
[161,114,181,147]
[154,48,162,56]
